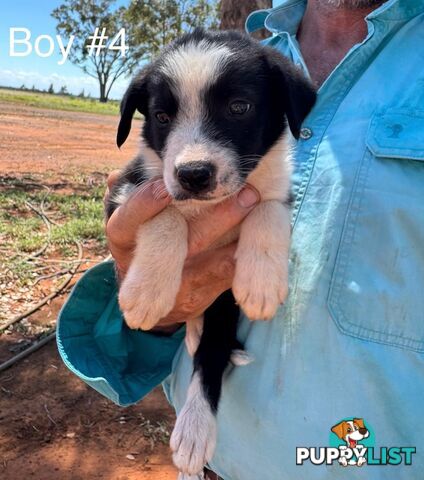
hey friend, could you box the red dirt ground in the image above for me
[0,102,178,480]
[0,102,139,174]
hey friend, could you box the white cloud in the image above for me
[0,69,128,99]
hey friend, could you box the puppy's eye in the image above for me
[229,101,251,115]
[347,428,352,433]
[155,112,171,124]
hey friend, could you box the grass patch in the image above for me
[0,176,106,287]
[0,88,120,116]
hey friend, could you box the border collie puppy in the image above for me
[106,29,315,479]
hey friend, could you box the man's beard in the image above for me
[319,0,383,8]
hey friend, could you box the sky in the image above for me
[0,1,281,100]
[0,0,130,99]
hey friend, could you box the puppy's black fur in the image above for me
[195,290,241,412]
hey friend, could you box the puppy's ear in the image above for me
[331,421,347,439]
[265,47,316,139]
[353,418,365,429]
[117,67,151,148]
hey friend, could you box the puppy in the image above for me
[331,418,370,466]
[106,29,316,478]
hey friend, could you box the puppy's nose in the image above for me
[359,428,367,435]
[176,161,215,193]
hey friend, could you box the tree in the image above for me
[48,83,55,94]
[59,85,68,95]
[126,0,220,62]
[52,0,219,103]
[52,0,144,102]
[219,0,272,39]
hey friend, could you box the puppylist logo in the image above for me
[296,418,416,467]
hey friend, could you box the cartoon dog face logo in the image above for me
[331,418,370,466]
[331,418,369,448]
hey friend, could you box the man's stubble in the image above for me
[318,0,383,9]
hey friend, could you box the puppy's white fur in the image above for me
[233,200,291,320]
[113,183,137,207]
[230,349,255,366]
[160,40,233,121]
[170,372,217,475]
[119,207,188,330]
[185,316,204,357]
[178,473,205,480]
[233,134,292,320]
[138,138,163,178]
[165,138,240,200]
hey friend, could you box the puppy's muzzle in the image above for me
[176,161,216,194]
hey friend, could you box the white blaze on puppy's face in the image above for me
[159,40,233,119]
[138,138,163,178]
[158,41,240,200]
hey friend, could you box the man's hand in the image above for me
[105,170,260,332]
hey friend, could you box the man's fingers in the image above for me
[104,169,122,204]
[107,175,259,256]
[106,179,171,249]
[107,170,122,189]
[187,185,260,256]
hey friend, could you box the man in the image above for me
[57,0,424,478]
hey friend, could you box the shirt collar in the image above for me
[246,0,424,36]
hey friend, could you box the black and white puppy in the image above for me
[106,29,315,479]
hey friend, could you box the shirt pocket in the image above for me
[328,109,424,353]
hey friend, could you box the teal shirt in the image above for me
[57,0,424,477]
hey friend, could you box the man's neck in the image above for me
[297,1,383,87]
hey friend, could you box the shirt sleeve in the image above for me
[56,260,185,406]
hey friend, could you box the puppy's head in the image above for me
[118,29,315,202]
[331,419,369,447]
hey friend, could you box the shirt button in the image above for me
[299,127,313,140]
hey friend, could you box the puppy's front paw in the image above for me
[118,207,188,331]
[119,273,177,330]
[232,257,288,321]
